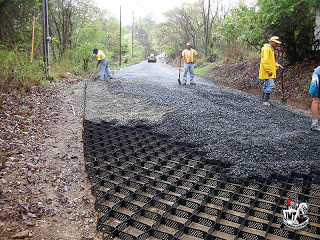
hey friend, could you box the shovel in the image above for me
[178,55,182,85]
[280,68,287,105]
[93,69,99,81]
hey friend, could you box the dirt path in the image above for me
[0,76,101,239]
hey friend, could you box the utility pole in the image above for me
[132,11,134,58]
[42,0,50,78]
[205,0,211,57]
[119,5,122,66]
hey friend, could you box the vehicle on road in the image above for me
[158,56,167,60]
[147,53,156,63]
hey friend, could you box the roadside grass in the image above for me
[0,48,44,92]
[112,56,144,70]
[194,61,218,77]
[0,46,146,92]
[112,63,131,70]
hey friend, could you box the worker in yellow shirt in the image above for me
[258,36,283,105]
[180,43,198,85]
[93,48,113,81]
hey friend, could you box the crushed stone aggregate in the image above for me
[85,61,320,180]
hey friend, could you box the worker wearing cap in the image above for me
[259,36,283,105]
[180,43,198,85]
[93,48,113,80]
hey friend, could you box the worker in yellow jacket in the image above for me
[259,36,283,106]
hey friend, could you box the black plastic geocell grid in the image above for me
[83,120,320,240]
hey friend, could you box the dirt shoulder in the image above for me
[0,76,101,239]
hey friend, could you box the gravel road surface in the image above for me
[85,60,320,180]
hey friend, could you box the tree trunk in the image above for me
[315,6,320,51]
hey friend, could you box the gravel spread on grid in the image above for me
[84,61,320,179]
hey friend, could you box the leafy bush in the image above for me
[215,0,318,64]
[0,47,44,92]
[124,55,129,64]
[69,22,107,73]
[258,0,318,64]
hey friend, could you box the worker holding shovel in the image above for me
[180,43,198,85]
[93,48,113,81]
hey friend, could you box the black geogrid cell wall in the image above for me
[83,120,320,240]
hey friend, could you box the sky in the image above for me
[95,0,256,26]
[95,0,196,26]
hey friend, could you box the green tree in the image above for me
[70,22,106,72]
[258,0,317,63]
[211,4,262,62]
[0,0,44,90]
[0,0,38,46]
[135,15,157,56]
[211,0,318,64]
[155,3,206,58]
[48,0,99,61]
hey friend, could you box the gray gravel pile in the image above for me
[85,61,320,180]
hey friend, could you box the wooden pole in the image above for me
[31,16,36,63]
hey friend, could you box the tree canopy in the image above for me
[154,0,319,64]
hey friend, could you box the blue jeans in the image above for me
[263,78,275,94]
[100,58,113,80]
[183,62,194,83]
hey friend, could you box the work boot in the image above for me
[311,124,320,131]
[262,93,270,106]
[190,82,196,85]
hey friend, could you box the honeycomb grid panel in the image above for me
[83,121,320,240]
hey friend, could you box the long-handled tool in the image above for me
[92,69,99,81]
[280,68,287,105]
[178,55,182,85]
